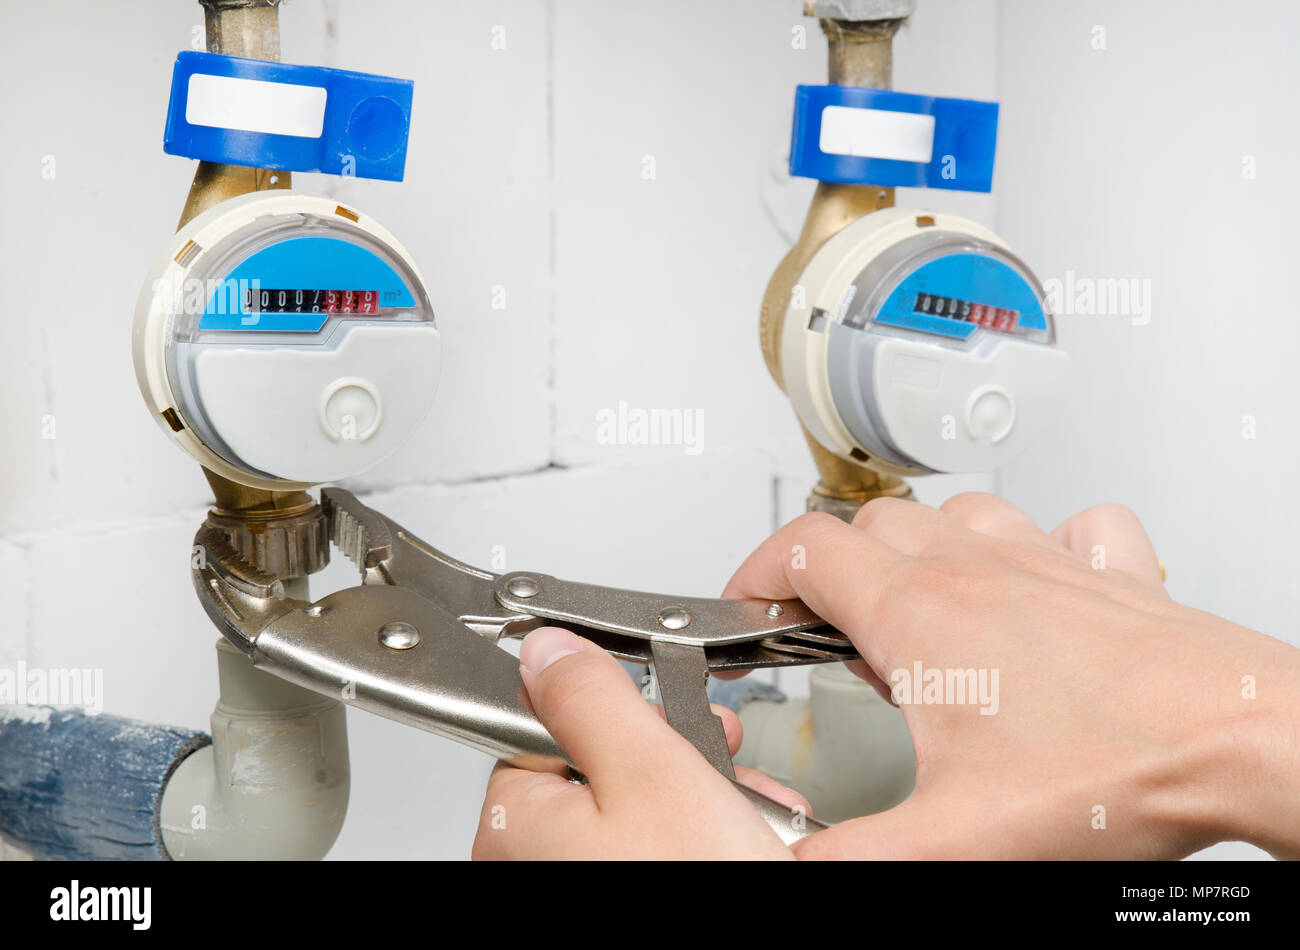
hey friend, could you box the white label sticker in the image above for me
[819,106,935,163]
[186,73,327,139]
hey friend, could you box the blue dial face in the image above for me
[872,252,1047,341]
[199,236,416,332]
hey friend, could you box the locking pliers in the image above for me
[192,488,859,842]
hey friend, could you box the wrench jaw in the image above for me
[193,488,844,842]
[321,486,393,574]
[193,519,572,769]
[322,487,524,639]
[191,521,308,656]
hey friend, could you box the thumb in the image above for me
[791,791,988,860]
[518,627,712,805]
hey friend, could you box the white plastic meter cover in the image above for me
[781,207,1070,475]
[133,191,441,489]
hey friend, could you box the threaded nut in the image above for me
[206,506,329,579]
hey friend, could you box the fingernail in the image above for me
[520,627,584,674]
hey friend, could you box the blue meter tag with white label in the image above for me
[164,52,414,181]
[788,85,999,192]
[133,192,441,490]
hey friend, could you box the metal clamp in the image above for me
[192,487,855,842]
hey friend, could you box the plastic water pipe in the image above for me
[159,635,349,860]
[714,664,915,823]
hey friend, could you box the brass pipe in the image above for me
[179,0,320,557]
[178,4,291,230]
[199,0,282,61]
[760,16,912,518]
[177,163,289,233]
[822,17,903,87]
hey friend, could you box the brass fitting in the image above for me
[760,16,913,518]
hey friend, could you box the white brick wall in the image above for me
[0,0,997,858]
[6,0,1286,861]
[994,0,1300,646]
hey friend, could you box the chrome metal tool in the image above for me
[192,488,858,842]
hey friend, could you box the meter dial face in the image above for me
[134,192,441,489]
[842,233,1054,346]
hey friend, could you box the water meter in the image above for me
[133,190,440,489]
[781,207,1070,476]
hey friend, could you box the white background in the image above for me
[1,0,1292,859]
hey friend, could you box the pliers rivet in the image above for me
[657,607,692,630]
[506,576,541,598]
[378,621,421,650]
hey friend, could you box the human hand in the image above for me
[471,627,808,860]
[723,493,1300,860]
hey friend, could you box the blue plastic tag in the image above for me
[789,85,998,192]
[164,52,413,182]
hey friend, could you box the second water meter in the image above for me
[781,208,1070,475]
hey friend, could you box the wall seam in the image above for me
[544,0,559,465]
[4,449,773,547]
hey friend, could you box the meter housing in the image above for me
[133,191,440,489]
[781,208,1069,475]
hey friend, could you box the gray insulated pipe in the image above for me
[0,707,209,860]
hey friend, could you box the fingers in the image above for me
[480,642,779,859]
[1049,502,1166,591]
[518,627,716,805]
[473,761,594,860]
[937,492,1055,549]
[734,766,812,816]
[851,496,960,556]
[791,789,978,860]
[847,493,1052,556]
[721,511,901,640]
[843,658,896,703]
